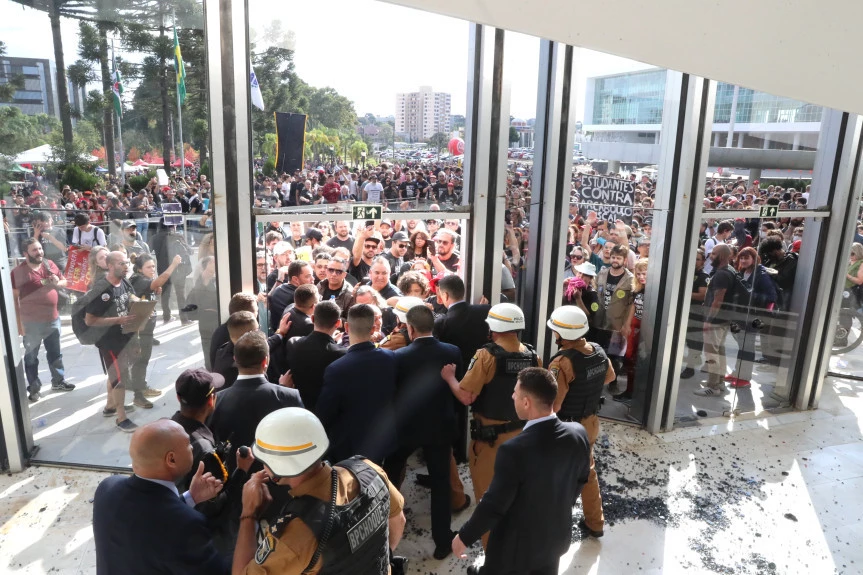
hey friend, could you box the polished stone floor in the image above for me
[2,370,862,574]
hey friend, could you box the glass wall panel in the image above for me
[572,53,671,425]
[1,0,217,467]
[675,83,830,423]
[828,198,863,378]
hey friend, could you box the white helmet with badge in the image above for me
[485,302,526,332]
[546,305,589,340]
[393,296,426,323]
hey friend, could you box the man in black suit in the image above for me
[267,284,316,380]
[432,274,490,467]
[452,367,591,575]
[281,300,346,411]
[93,419,229,575]
[208,293,257,370]
[212,311,291,390]
[208,330,303,471]
[316,303,397,464]
[384,305,464,560]
[267,260,314,334]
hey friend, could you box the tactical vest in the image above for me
[269,457,390,575]
[472,343,539,422]
[553,345,607,421]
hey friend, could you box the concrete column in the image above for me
[737,133,744,148]
[608,159,621,174]
[793,132,801,150]
[713,132,721,146]
[726,84,739,148]
[762,133,771,149]
[749,168,761,183]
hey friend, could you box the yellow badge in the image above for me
[255,533,276,565]
[616,290,626,299]
[590,302,599,312]
[467,355,478,372]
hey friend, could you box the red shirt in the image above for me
[321,181,341,204]
[11,260,64,323]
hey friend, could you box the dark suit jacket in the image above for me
[208,374,303,470]
[458,418,591,572]
[393,337,462,446]
[213,333,286,391]
[93,475,230,575]
[267,283,296,334]
[316,341,396,463]
[283,330,346,411]
[434,301,491,378]
[209,323,230,369]
[267,306,314,381]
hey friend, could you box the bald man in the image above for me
[93,420,230,575]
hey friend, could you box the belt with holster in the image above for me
[470,418,525,444]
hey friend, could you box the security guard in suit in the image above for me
[441,303,539,547]
[379,297,425,351]
[233,408,408,575]
[546,305,615,539]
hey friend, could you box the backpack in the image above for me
[714,266,752,310]
[167,233,193,277]
[71,279,133,345]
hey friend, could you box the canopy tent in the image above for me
[12,144,98,164]
[7,164,33,174]
[171,158,193,167]
[132,159,149,166]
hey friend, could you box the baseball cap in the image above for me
[305,228,323,241]
[121,219,136,229]
[380,219,393,227]
[391,231,409,242]
[175,368,225,407]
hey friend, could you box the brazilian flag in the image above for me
[173,26,186,105]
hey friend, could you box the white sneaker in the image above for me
[694,387,723,397]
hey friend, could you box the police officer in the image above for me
[546,305,615,539]
[233,407,407,574]
[441,302,539,546]
[379,297,425,351]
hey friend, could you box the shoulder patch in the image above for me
[467,355,478,372]
[101,293,111,301]
[590,302,599,312]
[255,532,276,565]
[616,289,626,299]
[550,367,560,379]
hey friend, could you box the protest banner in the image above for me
[64,246,90,293]
[576,175,636,224]
[162,202,183,226]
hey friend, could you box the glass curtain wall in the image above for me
[675,84,831,423]
[572,54,672,425]
[0,0,218,467]
[828,195,863,379]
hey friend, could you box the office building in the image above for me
[0,56,86,119]
[395,86,451,142]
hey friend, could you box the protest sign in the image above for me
[162,202,183,226]
[576,175,635,224]
[64,246,90,293]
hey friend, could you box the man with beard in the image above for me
[12,238,75,401]
[326,220,355,251]
[350,227,382,281]
[695,243,735,397]
[593,244,633,394]
[430,229,461,273]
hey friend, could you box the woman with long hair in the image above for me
[127,253,183,407]
[728,246,777,389]
[407,230,433,261]
[87,246,110,287]
[615,258,648,403]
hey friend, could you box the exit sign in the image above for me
[352,205,383,220]
[759,205,779,218]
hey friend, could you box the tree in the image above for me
[348,141,368,167]
[251,45,309,153]
[0,107,47,155]
[0,41,25,102]
[307,86,356,131]
[509,126,520,144]
[261,133,277,159]
[428,132,449,155]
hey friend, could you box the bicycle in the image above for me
[832,297,863,354]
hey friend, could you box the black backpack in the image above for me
[71,289,104,345]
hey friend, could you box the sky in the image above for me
[1,0,652,121]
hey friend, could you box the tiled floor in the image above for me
[3,372,863,574]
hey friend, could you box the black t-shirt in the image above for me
[349,259,371,282]
[320,283,344,301]
[85,278,134,348]
[129,273,158,334]
[438,252,460,272]
[692,270,709,296]
[634,291,644,321]
[705,266,735,320]
[398,181,417,200]
[384,184,399,201]
[326,236,354,251]
[602,272,623,311]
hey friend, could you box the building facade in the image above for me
[582,68,823,160]
[395,86,451,142]
[0,56,86,119]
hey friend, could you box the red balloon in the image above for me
[448,137,464,156]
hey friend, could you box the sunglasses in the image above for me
[570,254,584,260]
[327,268,345,275]
[363,244,378,249]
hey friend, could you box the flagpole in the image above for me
[174,13,185,178]
[112,38,126,187]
